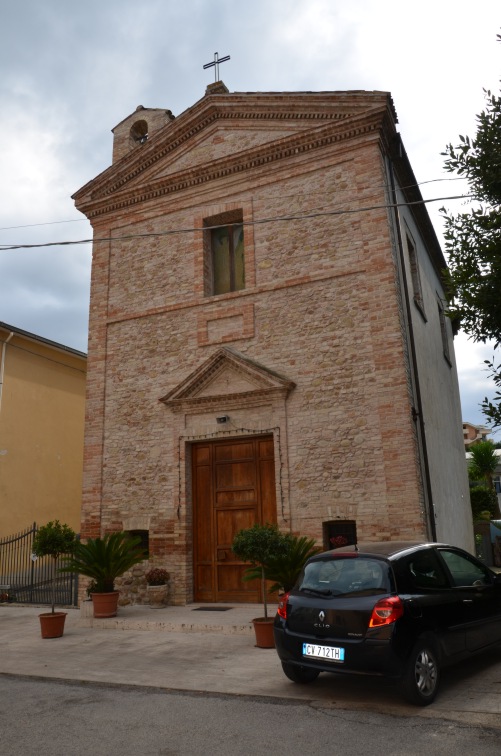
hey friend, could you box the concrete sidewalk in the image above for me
[1,603,501,729]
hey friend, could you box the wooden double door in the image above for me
[192,436,276,603]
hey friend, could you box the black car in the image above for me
[273,541,501,705]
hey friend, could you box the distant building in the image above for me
[0,322,86,535]
[462,420,491,448]
[73,83,472,606]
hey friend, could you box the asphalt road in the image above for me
[1,676,501,756]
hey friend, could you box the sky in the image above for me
[0,0,500,436]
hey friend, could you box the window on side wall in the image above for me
[204,210,244,296]
[437,298,452,366]
[406,232,426,319]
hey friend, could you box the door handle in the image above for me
[462,599,473,603]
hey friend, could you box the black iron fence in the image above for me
[0,523,78,606]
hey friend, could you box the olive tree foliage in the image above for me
[440,34,501,426]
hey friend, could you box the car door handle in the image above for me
[462,599,473,604]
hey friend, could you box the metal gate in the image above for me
[0,523,78,606]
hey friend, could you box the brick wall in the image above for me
[76,91,434,605]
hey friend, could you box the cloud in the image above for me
[0,0,500,413]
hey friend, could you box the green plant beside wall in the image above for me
[468,440,501,518]
[232,523,290,619]
[470,484,499,521]
[32,521,77,614]
[60,532,146,593]
[260,534,321,594]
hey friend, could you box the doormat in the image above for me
[192,607,233,612]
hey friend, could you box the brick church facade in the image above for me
[73,83,472,605]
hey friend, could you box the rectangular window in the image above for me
[212,223,245,294]
[127,529,149,558]
[406,233,425,317]
[204,210,244,296]
[437,299,451,365]
[322,520,357,550]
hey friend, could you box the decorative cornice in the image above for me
[160,347,295,410]
[105,108,353,195]
[81,103,367,202]
[164,388,289,414]
[77,106,390,220]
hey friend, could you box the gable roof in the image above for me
[73,88,397,220]
[72,85,446,278]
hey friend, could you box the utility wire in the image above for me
[0,194,473,252]
[0,177,467,233]
[0,218,87,232]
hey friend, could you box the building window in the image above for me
[204,210,244,295]
[129,119,148,145]
[322,520,357,550]
[406,233,425,318]
[127,529,149,558]
[437,299,451,365]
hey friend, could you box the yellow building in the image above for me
[0,322,86,536]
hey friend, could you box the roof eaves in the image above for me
[0,321,87,359]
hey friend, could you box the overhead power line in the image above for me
[0,194,473,252]
[0,218,87,232]
[0,176,467,234]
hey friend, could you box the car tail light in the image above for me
[368,596,403,627]
[277,592,290,620]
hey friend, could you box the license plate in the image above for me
[302,643,345,663]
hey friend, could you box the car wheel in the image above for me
[281,661,320,684]
[402,638,440,706]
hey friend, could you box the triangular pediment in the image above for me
[160,348,295,410]
[73,89,396,219]
[145,123,300,184]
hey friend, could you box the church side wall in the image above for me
[393,180,473,552]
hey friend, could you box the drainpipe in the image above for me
[0,331,14,416]
[387,152,437,542]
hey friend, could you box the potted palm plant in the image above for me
[260,534,321,594]
[60,532,146,618]
[232,523,289,648]
[32,520,77,638]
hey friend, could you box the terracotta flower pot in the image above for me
[252,617,275,648]
[39,611,67,639]
[91,591,120,618]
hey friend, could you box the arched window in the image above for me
[130,120,148,145]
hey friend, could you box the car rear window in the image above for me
[298,557,391,597]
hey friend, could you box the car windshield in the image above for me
[298,557,391,597]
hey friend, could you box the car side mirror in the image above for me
[491,572,501,585]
